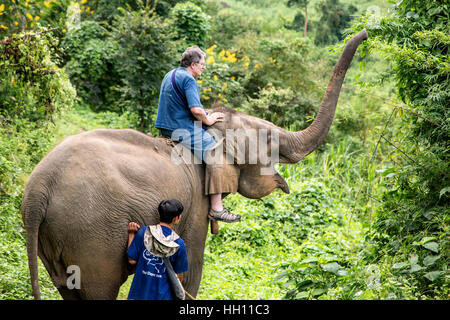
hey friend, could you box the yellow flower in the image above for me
[26,13,33,20]
[81,0,87,3]
[218,93,222,98]
[202,95,210,101]
[244,62,250,69]
[205,44,217,55]
[230,76,235,81]
[222,98,227,103]
[62,28,67,33]
[206,56,215,65]
[219,49,225,57]
[197,80,203,85]
[35,16,40,21]
[0,4,4,12]
[43,1,50,8]
[213,75,218,81]
[0,24,8,30]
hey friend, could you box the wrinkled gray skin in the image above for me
[22,30,367,299]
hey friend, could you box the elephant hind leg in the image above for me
[75,258,129,300]
[57,287,82,300]
[38,247,77,299]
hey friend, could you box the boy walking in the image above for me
[127,199,188,300]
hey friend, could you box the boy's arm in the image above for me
[127,222,141,265]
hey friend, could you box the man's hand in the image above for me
[191,107,224,126]
[208,112,224,125]
[128,222,141,234]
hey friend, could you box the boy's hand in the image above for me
[128,222,141,234]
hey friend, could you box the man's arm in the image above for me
[191,107,224,126]
[127,222,141,265]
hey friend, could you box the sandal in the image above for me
[208,208,241,223]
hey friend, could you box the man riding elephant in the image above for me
[155,45,241,224]
[21,29,368,300]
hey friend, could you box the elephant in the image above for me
[21,29,368,299]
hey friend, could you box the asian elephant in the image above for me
[22,29,368,299]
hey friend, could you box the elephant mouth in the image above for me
[275,173,290,194]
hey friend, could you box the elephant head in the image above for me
[208,29,368,199]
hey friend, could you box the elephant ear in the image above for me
[207,107,290,199]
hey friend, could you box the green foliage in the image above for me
[242,37,318,99]
[206,7,251,48]
[197,44,246,108]
[1,0,448,301]
[90,0,140,23]
[0,0,70,36]
[243,84,317,130]
[62,20,120,112]
[169,1,211,48]
[314,0,358,46]
[109,2,178,132]
[0,117,61,299]
[350,0,450,299]
[199,136,371,299]
[285,0,309,33]
[0,28,76,123]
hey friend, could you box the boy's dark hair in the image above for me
[158,199,184,223]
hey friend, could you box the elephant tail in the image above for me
[21,186,48,300]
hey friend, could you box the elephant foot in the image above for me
[210,219,219,234]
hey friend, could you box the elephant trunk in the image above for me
[279,29,368,163]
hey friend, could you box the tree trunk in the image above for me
[304,5,308,37]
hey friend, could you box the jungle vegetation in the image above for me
[0,0,448,300]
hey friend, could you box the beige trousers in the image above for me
[204,162,239,195]
[203,138,239,195]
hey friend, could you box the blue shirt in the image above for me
[127,225,189,300]
[155,67,203,134]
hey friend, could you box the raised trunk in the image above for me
[279,29,368,163]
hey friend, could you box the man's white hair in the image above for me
[180,46,206,68]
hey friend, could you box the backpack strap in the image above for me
[171,69,188,107]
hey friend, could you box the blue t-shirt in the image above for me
[155,67,203,134]
[127,225,189,300]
